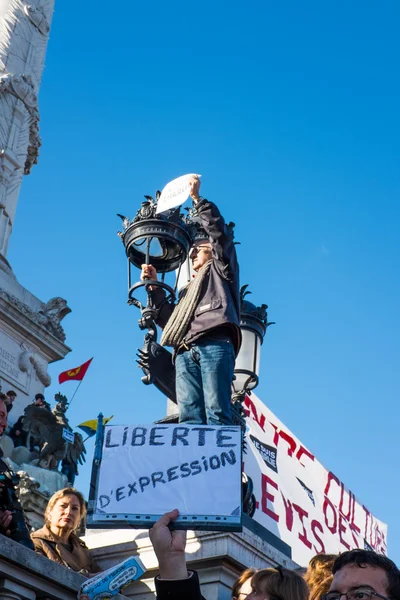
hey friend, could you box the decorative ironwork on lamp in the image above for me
[117,193,192,390]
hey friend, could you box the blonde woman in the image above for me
[31,487,100,575]
[244,566,309,600]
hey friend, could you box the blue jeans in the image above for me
[175,337,235,425]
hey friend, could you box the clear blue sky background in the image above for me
[7,1,400,563]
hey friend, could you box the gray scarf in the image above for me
[160,260,213,348]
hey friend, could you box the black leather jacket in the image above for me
[155,199,242,356]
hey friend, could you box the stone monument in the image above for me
[0,0,70,421]
[0,0,73,520]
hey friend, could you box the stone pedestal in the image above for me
[0,267,71,425]
[0,1,69,417]
[85,515,297,599]
[0,535,127,600]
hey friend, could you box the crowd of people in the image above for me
[1,386,398,599]
[150,512,400,600]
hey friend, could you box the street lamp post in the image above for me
[117,193,191,391]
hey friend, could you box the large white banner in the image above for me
[90,424,242,530]
[243,394,388,565]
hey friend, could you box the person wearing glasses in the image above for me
[141,175,241,426]
[323,550,400,600]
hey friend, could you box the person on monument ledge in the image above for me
[141,175,241,426]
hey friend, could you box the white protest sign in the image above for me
[90,424,242,530]
[156,173,201,214]
[243,393,388,565]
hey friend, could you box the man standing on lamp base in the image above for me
[141,176,241,426]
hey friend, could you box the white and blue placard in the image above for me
[87,423,242,531]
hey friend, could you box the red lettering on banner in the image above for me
[338,513,351,550]
[311,519,326,554]
[261,474,279,522]
[293,503,312,549]
[244,395,266,431]
[281,493,294,531]
[324,471,340,496]
[363,505,371,542]
[339,485,352,521]
[323,496,337,534]
[271,425,297,456]
[372,524,387,555]
[296,446,315,466]
[270,424,314,466]
[350,523,361,547]
[350,497,360,535]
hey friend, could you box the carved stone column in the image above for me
[0,0,55,265]
[0,578,36,599]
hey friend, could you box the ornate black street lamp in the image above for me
[117,193,192,391]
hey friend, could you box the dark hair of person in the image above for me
[231,568,256,600]
[251,566,309,600]
[305,554,338,592]
[0,393,7,402]
[332,550,400,599]
[6,390,17,397]
[35,393,45,401]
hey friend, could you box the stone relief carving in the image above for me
[0,73,41,174]
[23,393,86,471]
[17,470,43,508]
[19,349,51,386]
[0,289,71,342]
[23,4,50,35]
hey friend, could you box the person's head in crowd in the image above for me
[44,487,86,536]
[6,390,16,404]
[324,550,400,600]
[306,554,338,591]
[231,568,257,600]
[189,239,213,272]
[0,394,8,435]
[311,575,333,600]
[34,393,45,407]
[32,487,100,575]
[246,566,309,600]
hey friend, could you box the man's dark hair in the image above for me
[35,393,44,401]
[333,550,400,599]
[0,393,7,402]
[6,390,16,398]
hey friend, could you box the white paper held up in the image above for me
[156,173,201,214]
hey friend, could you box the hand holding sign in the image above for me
[150,509,188,580]
[156,173,202,214]
[188,175,201,203]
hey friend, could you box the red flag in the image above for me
[58,358,93,384]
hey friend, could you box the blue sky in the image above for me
[7,1,400,562]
